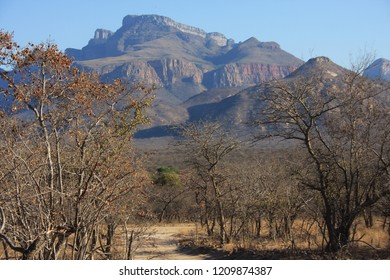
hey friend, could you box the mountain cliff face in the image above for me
[66,15,302,102]
[204,63,297,88]
[137,56,380,138]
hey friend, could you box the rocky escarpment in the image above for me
[148,59,204,85]
[88,58,204,88]
[87,59,298,91]
[66,15,303,102]
[67,15,233,61]
[204,63,298,88]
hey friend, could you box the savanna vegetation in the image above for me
[0,31,389,259]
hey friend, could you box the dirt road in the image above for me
[133,224,208,260]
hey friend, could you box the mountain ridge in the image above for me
[65,14,303,103]
[135,55,373,138]
[66,14,234,61]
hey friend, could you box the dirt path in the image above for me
[133,224,209,260]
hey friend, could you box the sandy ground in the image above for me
[133,224,208,260]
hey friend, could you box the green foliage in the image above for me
[154,165,181,187]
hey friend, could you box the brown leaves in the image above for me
[0,30,158,260]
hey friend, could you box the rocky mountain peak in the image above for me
[287,56,344,78]
[306,56,332,65]
[120,15,231,47]
[66,14,235,61]
[65,14,303,104]
[122,15,207,38]
[87,29,114,47]
[240,37,280,49]
[363,58,390,81]
[371,58,389,65]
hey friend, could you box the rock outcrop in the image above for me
[204,63,298,88]
[148,59,204,85]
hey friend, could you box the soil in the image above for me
[133,224,209,260]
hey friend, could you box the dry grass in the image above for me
[190,217,389,259]
[1,219,388,260]
[351,220,389,249]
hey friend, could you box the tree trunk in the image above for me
[104,224,115,260]
[126,230,134,260]
[363,208,373,228]
[325,219,351,252]
[216,200,227,244]
[255,218,261,238]
[268,212,276,240]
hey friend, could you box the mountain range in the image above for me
[136,55,390,138]
[64,15,390,138]
[65,15,303,104]
[2,15,389,139]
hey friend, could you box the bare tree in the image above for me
[179,121,239,244]
[256,57,390,252]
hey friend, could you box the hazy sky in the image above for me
[1,0,389,67]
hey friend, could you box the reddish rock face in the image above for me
[148,59,204,85]
[95,60,298,90]
[204,63,298,88]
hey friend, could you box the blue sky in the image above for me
[0,0,389,67]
